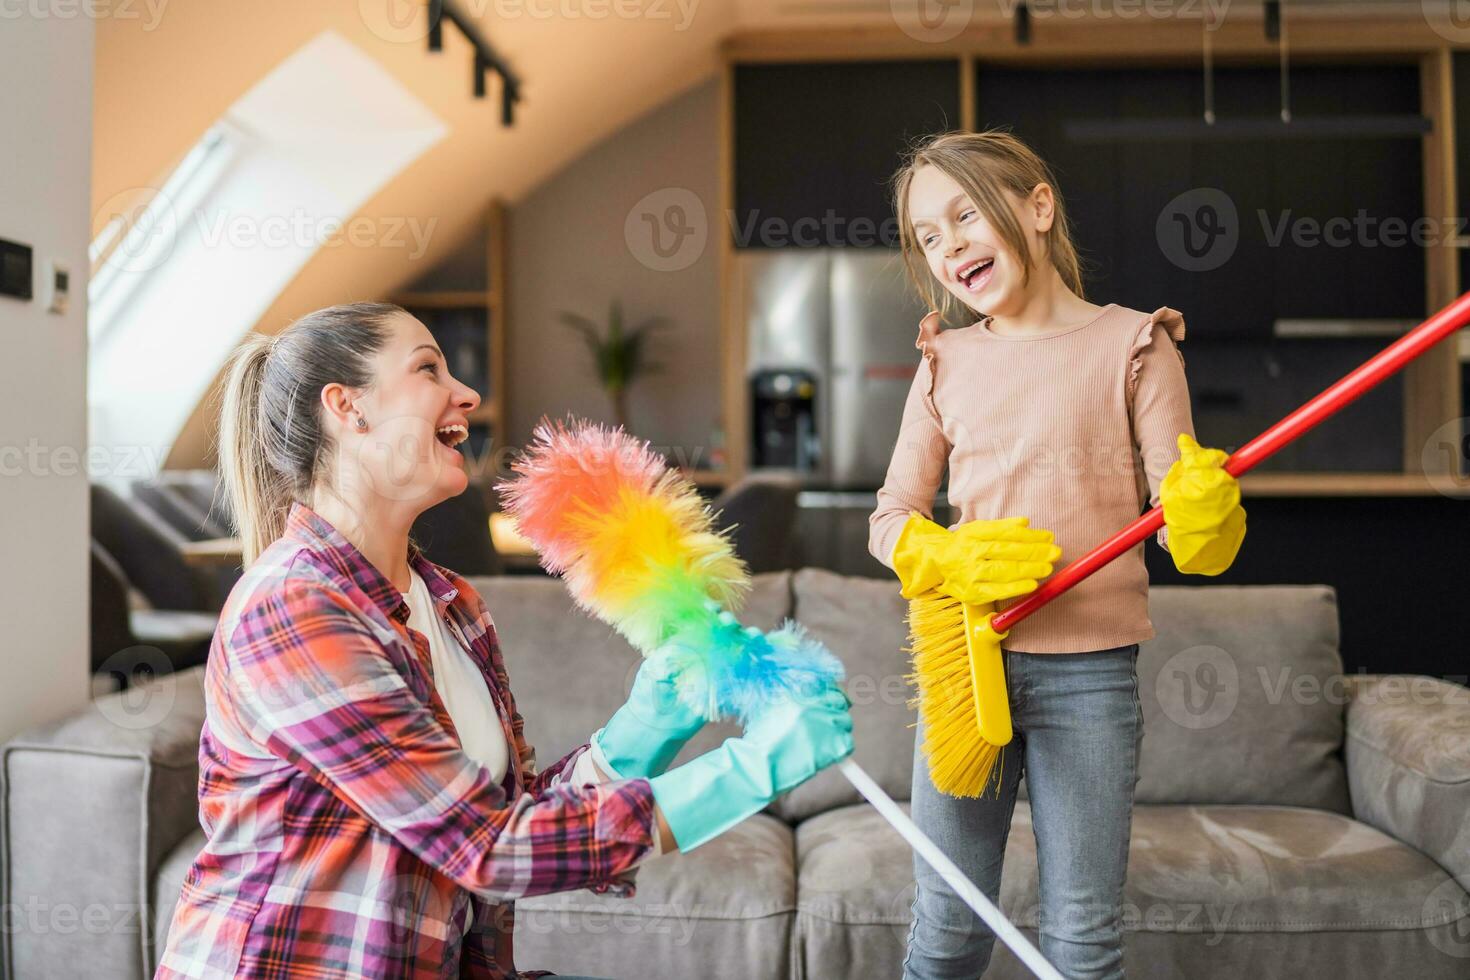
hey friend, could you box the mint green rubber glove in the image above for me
[592,654,705,779]
[649,685,854,852]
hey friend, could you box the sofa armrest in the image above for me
[2,666,207,980]
[1344,674,1470,881]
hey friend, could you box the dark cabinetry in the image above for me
[976,64,1425,339]
[734,60,959,248]
[736,60,1425,337]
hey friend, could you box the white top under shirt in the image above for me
[402,569,656,939]
[402,568,512,782]
[399,569,654,854]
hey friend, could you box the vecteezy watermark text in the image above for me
[0,0,167,29]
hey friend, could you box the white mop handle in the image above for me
[836,758,1064,980]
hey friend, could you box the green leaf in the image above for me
[557,301,673,394]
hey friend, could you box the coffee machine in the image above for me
[750,369,818,471]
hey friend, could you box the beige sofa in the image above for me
[4,570,1467,979]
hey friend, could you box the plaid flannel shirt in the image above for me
[155,501,658,978]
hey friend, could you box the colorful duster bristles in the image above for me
[495,417,843,725]
[498,420,1064,980]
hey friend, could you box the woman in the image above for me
[156,302,853,978]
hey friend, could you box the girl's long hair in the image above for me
[891,129,1090,326]
[215,302,403,566]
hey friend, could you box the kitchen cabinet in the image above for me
[734,60,959,248]
[976,63,1425,339]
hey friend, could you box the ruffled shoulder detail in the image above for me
[1145,306,1186,343]
[1127,306,1186,400]
[914,311,944,423]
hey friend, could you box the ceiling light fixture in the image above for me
[424,0,522,126]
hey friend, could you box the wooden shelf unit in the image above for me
[391,290,498,309]
[390,199,510,475]
[1240,471,1470,497]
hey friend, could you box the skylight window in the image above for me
[89,123,239,341]
[86,30,448,483]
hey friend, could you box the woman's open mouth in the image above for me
[956,258,994,294]
[435,424,468,454]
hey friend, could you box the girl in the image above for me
[156,302,853,978]
[869,131,1246,980]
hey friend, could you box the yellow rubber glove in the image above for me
[1159,433,1247,576]
[891,513,1061,605]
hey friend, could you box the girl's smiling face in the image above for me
[907,163,1048,318]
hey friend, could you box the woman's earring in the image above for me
[355,416,368,431]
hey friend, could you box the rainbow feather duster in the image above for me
[495,417,844,724]
[496,417,1062,980]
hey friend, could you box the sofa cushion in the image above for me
[154,827,207,953]
[467,571,794,772]
[1344,674,1470,884]
[1136,585,1350,812]
[4,666,207,980]
[786,572,1351,818]
[794,800,999,979]
[794,801,1470,980]
[514,813,796,979]
[158,817,800,980]
[780,569,915,822]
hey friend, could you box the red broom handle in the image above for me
[991,289,1470,634]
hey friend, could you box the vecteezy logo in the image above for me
[1423,0,1470,43]
[377,873,456,955]
[94,186,179,275]
[891,0,975,43]
[1425,875,1470,958]
[349,415,449,505]
[359,0,435,44]
[1156,188,1238,273]
[1156,645,1238,731]
[1420,417,1470,498]
[624,188,707,272]
[94,647,180,731]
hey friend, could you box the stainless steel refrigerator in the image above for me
[741,248,933,489]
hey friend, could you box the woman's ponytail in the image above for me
[218,334,289,566]
[214,303,401,567]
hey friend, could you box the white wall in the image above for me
[507,77,722,465]
[0,14,94,740]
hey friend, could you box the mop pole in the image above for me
[992,289,1470,634]
[837,758,1066,980]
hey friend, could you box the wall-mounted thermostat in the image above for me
[0,238,33,301]
[48,262,70,315]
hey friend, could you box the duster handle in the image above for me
[837,759,1065,980]
[992,290,1470,635]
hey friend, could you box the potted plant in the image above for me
[558,300,670,432]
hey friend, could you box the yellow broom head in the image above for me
[906,589,1007,799]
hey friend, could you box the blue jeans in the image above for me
[903,645,1143,980]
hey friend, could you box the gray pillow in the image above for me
[780,568,916,822]
[1138,584,1350,813]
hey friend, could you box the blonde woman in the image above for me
[157,302,852,978]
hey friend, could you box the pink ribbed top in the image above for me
[868,302,1195,653]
